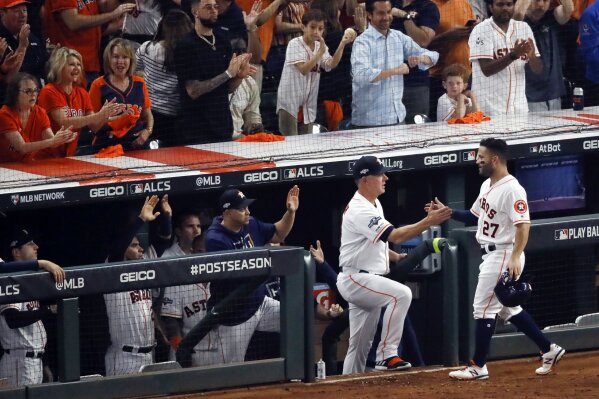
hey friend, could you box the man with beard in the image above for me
[173,0,256,145]
[427,138,565,380]
[468,0,543,115]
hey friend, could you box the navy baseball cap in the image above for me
[219,189,255,211]
[9,229,35,249]
[352,156,390,180]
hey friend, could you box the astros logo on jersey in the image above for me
[514,200,528,214]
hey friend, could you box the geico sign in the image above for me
[244,171,279,183]
[583,140,599,150]
[120,270,156,283]
[90,186,125,198]
[424,154,458,165]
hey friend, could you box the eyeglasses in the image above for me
[19,88,39,96]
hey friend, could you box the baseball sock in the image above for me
[509,311,551,353]
[472,318,496,367]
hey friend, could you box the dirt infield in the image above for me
[158,350,599,399]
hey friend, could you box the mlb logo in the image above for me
[348,161,356,172]
[11,194,19,205]
[463,151,476,161]
[554,229,569,240]
[129,184,143,195]
[530,146,538,153]
[283,169,297,179]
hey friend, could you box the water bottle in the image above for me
[573,87,584,111]
[316,358,326,380]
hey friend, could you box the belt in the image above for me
[480,243,512,255]
[342,268,381,275]
[5,349,44,358]
[122,344,155,354]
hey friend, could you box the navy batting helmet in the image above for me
[494,278,532,307]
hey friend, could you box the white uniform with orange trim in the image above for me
[469,18,540,116]
[337,192,412,374]
[0,301,46,387]
[160,283,222,366]
[470,174,530,320]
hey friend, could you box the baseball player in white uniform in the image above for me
[0,229,65,387]
[469,0,542,115]
[161,283,222,366]
[104,196,173,376]
[428,139,564,380]
[337,156,451,374]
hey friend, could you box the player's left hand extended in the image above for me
[507,257,522,280]
[286,185,300,212]
[309,240,325,264]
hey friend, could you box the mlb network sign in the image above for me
[554,225,599,241]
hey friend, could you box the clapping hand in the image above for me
[139,195,161,222]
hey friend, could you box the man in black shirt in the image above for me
[174,0,256,145]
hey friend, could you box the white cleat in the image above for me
[536,343,565,375]
[449,361,489,380]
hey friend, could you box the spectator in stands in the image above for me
[390,0,440,119]
[104,195,172,376]
[468,0,543,115]
[312,0,356,130]
[216,0,247,40]
[89,38,154,151]
[277,9,355,135]
[437,63,480,121]
[43,0,136,83]
[0,73,76,163]
[173,0,255,145]
[513,0,573,112]
[266,0,307,82]
[120,0,179,47]
[38,47,124,157]
[0,229,65,388]
[579,0,599,106]
[136,10,194,147]
[427,0,476,121]
[0,0,47,102]
[351,0,438,127]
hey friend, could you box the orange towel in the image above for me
[323,100,344,131]
[447,111,491,124]
[235,132,285,142]
[95,144,125,158]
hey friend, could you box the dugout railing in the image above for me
[0,246,315,399]
[450,214,599,362]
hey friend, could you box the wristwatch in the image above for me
[404,13,414,20]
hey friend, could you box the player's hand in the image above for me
[309,240,325,264]
[160,194,172,217]
[395,63,409,75]
[326,303,343,318]
[139,195,160,222]
[507,257,522,280]
[424,196,446,212]
[426,204,452,225]
[286,185,300,212]
[38,260,65,284]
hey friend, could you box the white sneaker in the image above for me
[449,361,489,380]
[536,343,565,375]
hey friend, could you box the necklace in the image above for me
[198,34,216,51]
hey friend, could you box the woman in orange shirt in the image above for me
[38,47,123,156]
[0,73,76,163]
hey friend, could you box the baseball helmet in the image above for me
[494,277,532,307]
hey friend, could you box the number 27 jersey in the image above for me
[471,175,530,245]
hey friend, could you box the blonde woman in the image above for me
[38,47,123,156]
[89,38,154,150]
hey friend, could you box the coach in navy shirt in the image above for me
[202,186,299,363]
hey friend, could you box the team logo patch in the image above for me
[368,216,382,229]
[476,37,484,45]
[514,200,528,214]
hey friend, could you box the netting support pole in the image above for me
[58,297,80,382]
